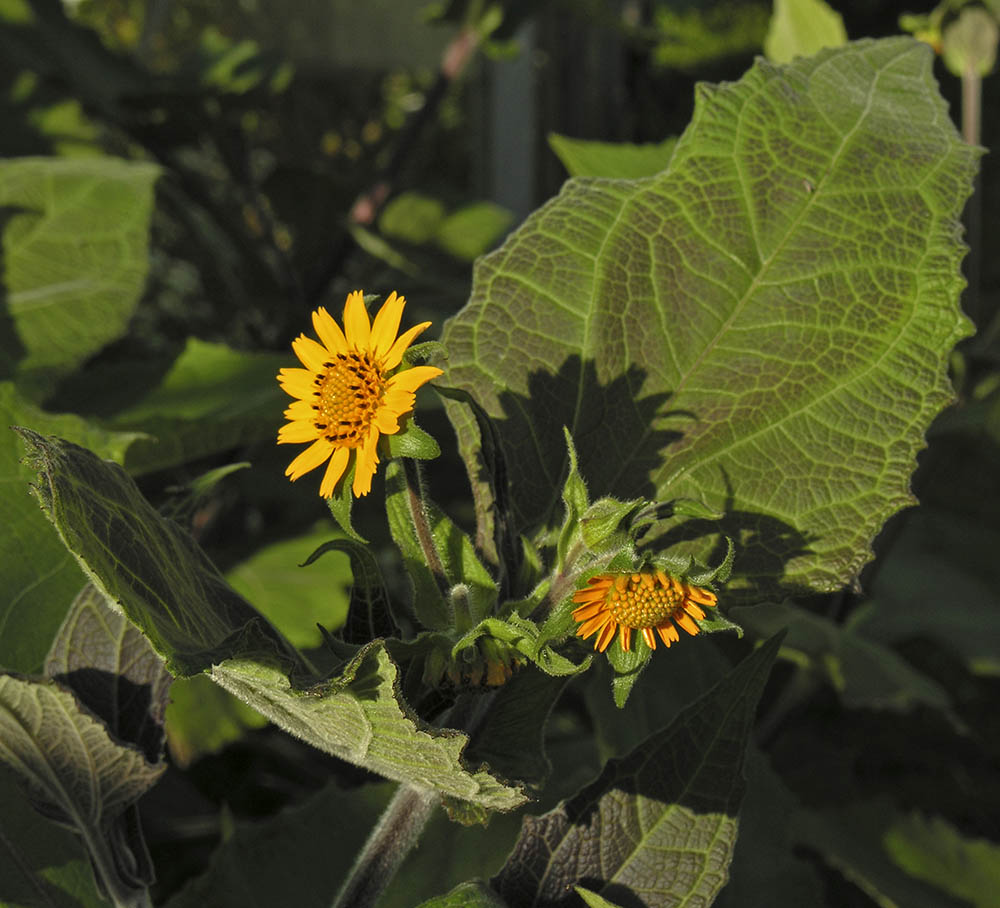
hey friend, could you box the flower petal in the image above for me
[312,306,348,354]
[285,438,333,480]
[278,367,317,399]
[278,421,319,444]
[619,625,632,652]
[284,399,317,421]
[319,446,351,498]
[352,426,380,496]
[370,291,405,361]
[343,290,371,349]
[293,335,331,372]
[385,365,443,395]
[657,624,679,647]
[375,407,400,435]
[382,321,431,370]
[642,627,657,651]
[675,612,699,636]
[595,621,617,652]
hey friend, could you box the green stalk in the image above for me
[330,784,438,908]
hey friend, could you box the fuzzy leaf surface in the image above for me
[16,428,287,677]
[491,634,782,907]
[210,640,527,809]
[443,39,978,595]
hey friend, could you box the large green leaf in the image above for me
[0,156,159,396]
[491,634,782,907]
[211,640,528,810]
[15,428,289,677]
[108,338,288,476]
[547,134,677,179]
[0,383,142,673]
[442,38,978,595]
[0,674,164,906]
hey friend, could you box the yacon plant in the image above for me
[0,37,978,908]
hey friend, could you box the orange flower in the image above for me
[572,570,717,653]
[277,291,442,497]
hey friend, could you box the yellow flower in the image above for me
[277,290,442,497]
[572,571,717,653]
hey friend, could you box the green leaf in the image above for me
[0,384,143,673]
[794,800,972,908]
[226,527,353,651]
[16,428,294,677]
[443,39,978,596]
[45,584,171,763]
[941,7,999,79]
[415,881,509,908]
[109,338,288,475]
[379,190,447,245]
[454,614,590,678]
[731,601,952,714]
[764,0,848,64]
[548,133,677,179]
[0,674,165,905]
[884,813,1000,908]
[0,770,112,908]
[385,419,442,460]
[464,667,571,789]
[556,428,587,567]
[0,157,159,397]
[326,459,367,543]
[210,640,527,809]
[436,202,514,261]
[574,887,625,908]
[491,633,783,907]
[301,537,397,644]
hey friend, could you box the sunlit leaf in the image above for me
[443,39,978,597]
[211,640,527,810]
[765,0,848,64]
[548,133,677,179]
[0,157,159,397]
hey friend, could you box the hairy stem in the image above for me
[403,457,449,595]
[330,784,438,908]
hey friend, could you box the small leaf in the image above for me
[326,460,368,544]
[227,528,354,650]
[211,640,527,810]
[436,201,514,261]
[302,537,397,644]
[574,887,625,908]
[416,881,510,908]
[942,7,998,78]
[454,615,590,678]
[0,674,165,904]
[16,428,296,677]
[556,428,588,567]
[492,633,783,907]
[764,0,848,64]
[548,133,677,179]
[385,420,442,460]
[379,190,446,244]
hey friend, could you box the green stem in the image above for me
[962,66,982,331]
[330,784,438,908]
[403,457,449,595]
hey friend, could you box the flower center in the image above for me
[606,573,684,628]
[312,351,384,448]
